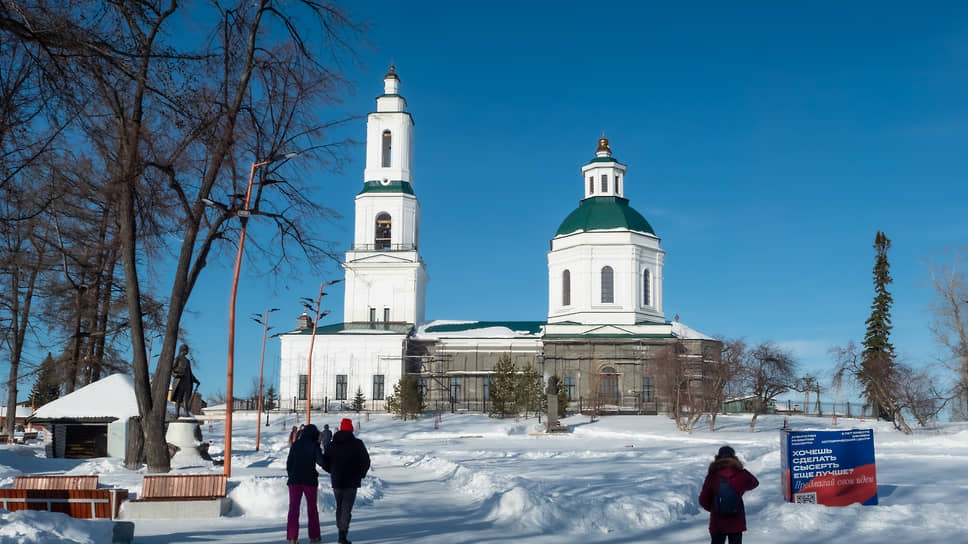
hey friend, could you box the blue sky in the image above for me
[95,3,968,403]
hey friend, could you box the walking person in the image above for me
[320,424,333,451]
[286,424,325,544]
[698,446,759,544]
[322,418,370,544]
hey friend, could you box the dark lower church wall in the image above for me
[406,337,723,416]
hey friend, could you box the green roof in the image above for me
[555,196,655,237]
[287,322,413,335]
[359,180,415,195]
[424,321,545,335]
[588,156,619,163]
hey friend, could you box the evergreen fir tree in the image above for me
[386,374,424,420]
[351,387,366,412]
[29,353,60,408]
[516,362,543,418]
[860,231,897,420]
[489,354,517,418]
[556,376,569,416]
[264,383,278,411]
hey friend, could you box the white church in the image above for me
[278,68,720,415]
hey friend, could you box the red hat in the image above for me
[340,418,354,432]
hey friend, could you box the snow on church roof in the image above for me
[414,320,544,340]
[671,321,714,340]
[31,373,140,421]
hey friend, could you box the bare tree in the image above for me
[929,251,968,420]
[739,342,797,432]
[894,364,946,426]
[1,1,363,472]
[654,341,705,433]
[706,338,744,431]
[832,341,912,434]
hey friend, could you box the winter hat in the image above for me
[716,446,736,460]
[339,418,354,432]
[323,424,330,430]
[300,424,319,442]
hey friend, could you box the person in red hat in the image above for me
[322,418,370,544]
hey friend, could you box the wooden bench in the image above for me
[0,434,8,444]
[0,475,127,519]
[20,431,39,442]
[137,474,227,501]
[14,475,99,490]
[120,474,230,519]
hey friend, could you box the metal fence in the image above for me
[774,399,875,419]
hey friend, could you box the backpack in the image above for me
[714,476,741,515]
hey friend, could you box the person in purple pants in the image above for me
[286,423,325,544]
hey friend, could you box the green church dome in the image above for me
[555,196,655,237]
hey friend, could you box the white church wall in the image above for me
[278,332,405,412]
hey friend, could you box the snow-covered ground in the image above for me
[2,412,967,543]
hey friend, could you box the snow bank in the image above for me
[0,510,113,544]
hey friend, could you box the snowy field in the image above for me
[2,412,967,543]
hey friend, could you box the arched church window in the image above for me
[643,269,651,306]
[562,270,571,306]
[588,177,594,195]
[375,212,391,250]
[382,130,392,167]
[600,266,614,303]
[600,367,618,405]
[601,174,608,193]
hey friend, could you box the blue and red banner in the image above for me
[780,428,878,506]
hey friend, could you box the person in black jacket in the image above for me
[286,423,325,544]
[320,424,333,451]
[322,418,370,544]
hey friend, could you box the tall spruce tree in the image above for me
[860,231,897,420]
[29,353,60,408]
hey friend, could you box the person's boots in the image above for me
[287,540,297,544]
[338,530,351,544]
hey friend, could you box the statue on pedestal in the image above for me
[545,376,568,433]
[172,344,200,419]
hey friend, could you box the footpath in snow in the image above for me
[2,413,968,543]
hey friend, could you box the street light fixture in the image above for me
[300,279,342,424]
[223,151,298,477]
[251,308,279,452]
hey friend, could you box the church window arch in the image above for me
[382,130,392,167]
[600,266,614,303]
[588,177,594,194]
[643,269,651,306]
[601,174,608,193]
[375,212,391,249]
[599,366,618,405]
[562,270,571,306]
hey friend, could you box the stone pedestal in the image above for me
[165,419,205,467]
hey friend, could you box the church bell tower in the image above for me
[343,67,428,325]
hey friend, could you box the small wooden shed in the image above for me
[27,373,141,459]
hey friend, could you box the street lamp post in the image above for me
[224,152,296,477]
[252,308,279,452]
[301,279,342,424]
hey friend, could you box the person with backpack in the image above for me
[286,424,325,544]
[698,445,759,544]
[322,418,370,544]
